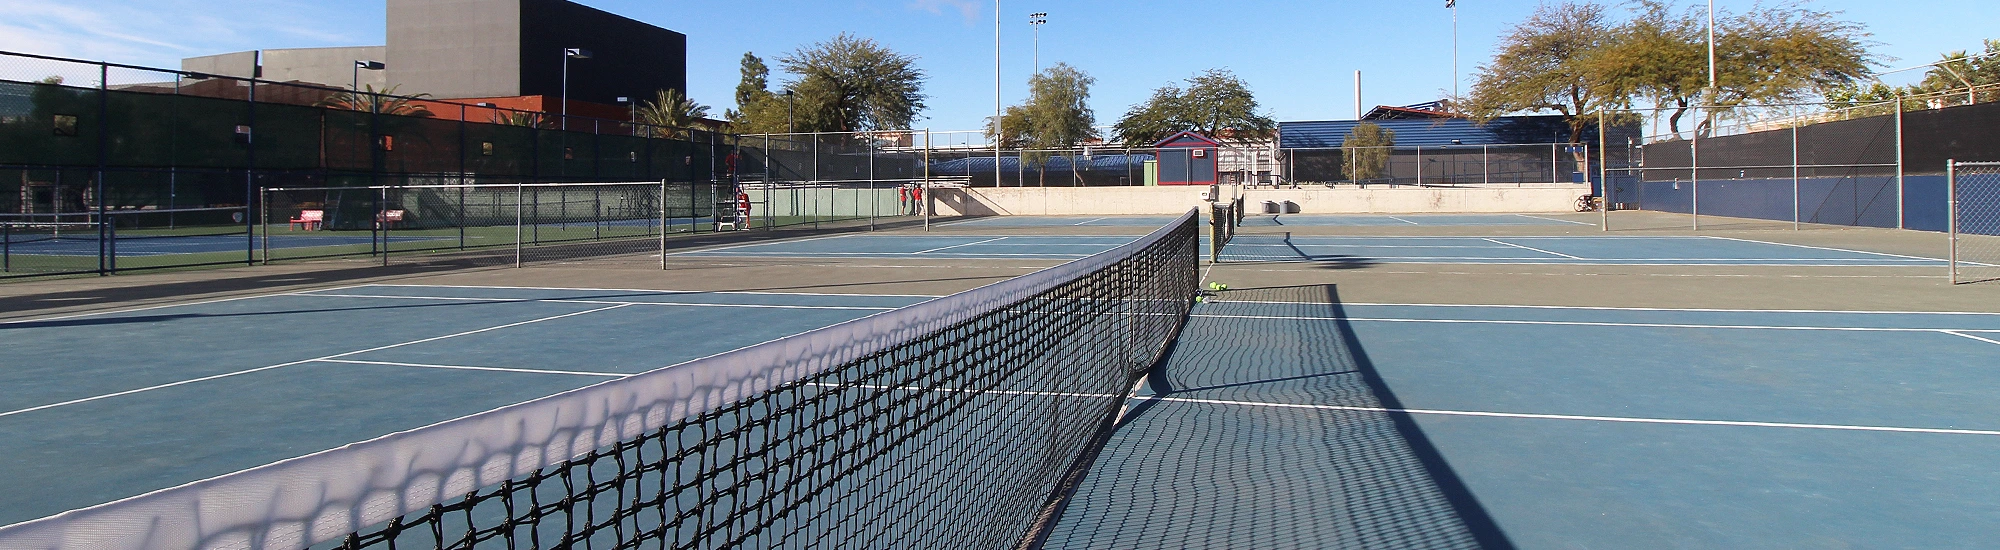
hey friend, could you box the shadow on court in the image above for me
[1040,284,1512,549]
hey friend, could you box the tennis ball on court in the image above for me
[1196,296,1207,303]
[1208,282,1229,291]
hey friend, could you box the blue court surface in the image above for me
[941,213,1592,228]
[1218,235,1949,266]
[677,234,1144,260]
[0,284,933,526]
[1047,297,2000,547]
[1243,213,1595,227]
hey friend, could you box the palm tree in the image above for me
[633,89,710,138]
[489,111,552,128]
[316,84,433,117]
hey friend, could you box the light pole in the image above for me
[1446,0,1457,99]
[784,90,795,134]
[995,0,1002,187]
[1030,12,1047,74]
[561,48,592,131]
[352,60,384,91]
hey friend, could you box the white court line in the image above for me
[1213,258,1941,267]
[1230,244,1508,249]
[1,283,375,325]
[1224,300,2000,317]
[1515,213,1598,226]
[0,304,632,420]
[318,359,628,378]
[1072,217,1110,226]
[1944,331,2000,346]
[696,251,1090,258]
[1383,216,1423,225]
[660,233,853,256]
[1190,313,2000,334]
[1482,238,1587,260]
[1152,396,2000,437]
[304,293,897,311]
[368,283,941,298]
[913,236,1013,254]
[1701,235,1947,262]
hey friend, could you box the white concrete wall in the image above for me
[929,184,1590,216]
[1243,185,1589,213]
[931,186,1234,216]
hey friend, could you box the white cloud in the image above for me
[0,0,376,76]
[909,0,983,26]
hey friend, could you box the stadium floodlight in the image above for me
[1030,13,1047,73]
[562,48,593,131]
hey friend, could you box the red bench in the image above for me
[375,209,406,229]
[289,210,323,231]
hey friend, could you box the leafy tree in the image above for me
[1112,69,1275,146]
[635,88,710,138]
[726,52,790,134]
[1342,123,1395,181]
[1587,0,1705,133]
[489,111,551,128]
[777,33,926,132]
[1703,2,1874,129]
[987,63,1099,185]
[1465,2,1616,149]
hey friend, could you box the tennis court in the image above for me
[941,212,1594,228]
[0,284,932,527]
[674,234,1145,260]
[1046,291,2000,548]
[1217,234,1950,266]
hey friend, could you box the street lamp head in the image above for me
[564,48,593,59]
[355,61,385,71]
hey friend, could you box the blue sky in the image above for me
[5,0,1997,130]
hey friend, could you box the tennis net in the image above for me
[1210,196,1241,263]
[0,209,1200,550]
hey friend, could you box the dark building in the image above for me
[387,0,686,104]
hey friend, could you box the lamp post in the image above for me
[784,90,795,134]
[561,48,592,131]
[994,0,1002,187]
[352,60,384,91]
[1029,12,1047,74]
[1446,0,1457,99]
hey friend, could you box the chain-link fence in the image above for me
[261,182,675,267]
[1951,161,2000,284]
[1281,143,1584,187]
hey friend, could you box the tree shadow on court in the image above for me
[1038,284,1513,549]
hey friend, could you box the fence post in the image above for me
[660,178,668,270]
[1550,143,1559,185]
[96,62,109,276]
[106,215,117,275]
[764,134,773,231]
[380,186,390,267]
[1416,146,1423,186]
[1948,160,1958,284]
[1483,145,1490,186]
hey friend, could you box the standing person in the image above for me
[736,189,752,230]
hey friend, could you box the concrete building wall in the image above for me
[261,46,387,88]
[516,0,686,104]
[386,0,523,99]
[180,51,259,79]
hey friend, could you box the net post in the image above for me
[515,182,524,268]
[106,214,117,275]
[260,187,270,264]
[1896,93,1907,229]
[1949,159,1959,284]
[1800,114,1816,231]
[672,179,680,272]
[1599,109,1609,231]
[380,186,390,267]
[1691,119,1701,231]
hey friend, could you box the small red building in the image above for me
[1153,131,1220,186]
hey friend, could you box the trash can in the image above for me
[1262,201,1281,214]
[1282,201,1301,214]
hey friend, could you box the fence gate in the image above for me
[1950,160,2000,284]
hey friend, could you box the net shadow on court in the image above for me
[1040,284,1513,550]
